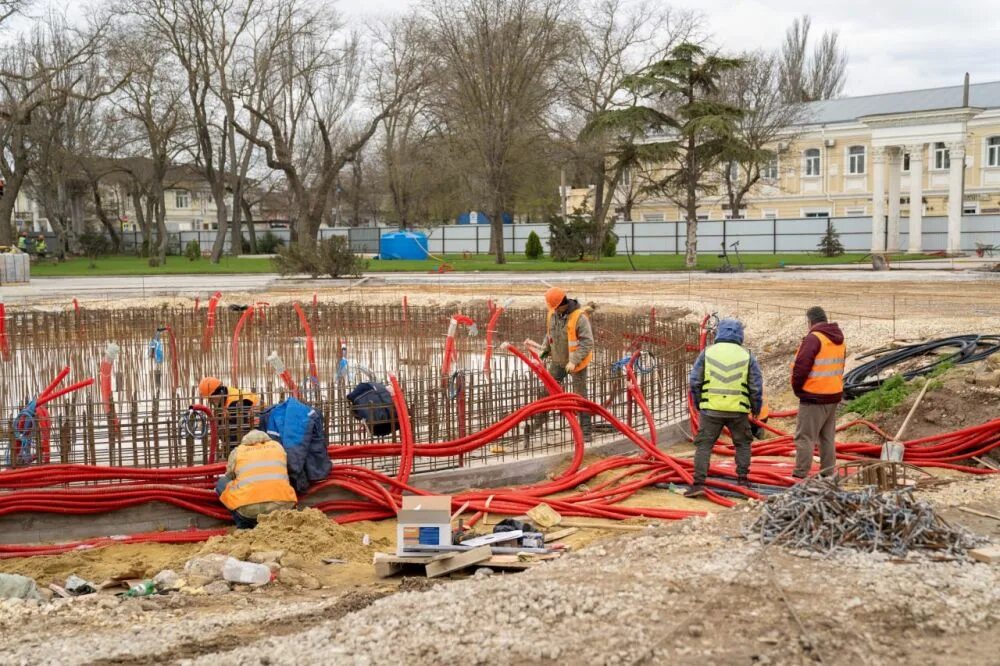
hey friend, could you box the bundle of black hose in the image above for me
[843,334,1000,399]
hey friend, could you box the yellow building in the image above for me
[627,80,1000,253]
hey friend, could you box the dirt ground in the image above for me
[2,274,999,664]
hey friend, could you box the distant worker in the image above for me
[791,306,846,479]
[198,376,261,451]
[35,235,47,259]
[686,318,763,497]
[216,429,297,529]
[525,287,595,438]
[16,232,27,252]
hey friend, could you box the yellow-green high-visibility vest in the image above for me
[700,342,751,413]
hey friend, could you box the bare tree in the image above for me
[231,0,424,246]
[720,51,803,218]
[424,0,571,263]
[779,15,847,103]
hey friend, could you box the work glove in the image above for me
[565,362,575,374]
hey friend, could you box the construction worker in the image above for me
[791,306,846,479]
[15,232,27,252]
[686,318,763,497]
[215,429,297,529]
[198,376,261,452]
[526,287,595,438]
[34,235,46,258]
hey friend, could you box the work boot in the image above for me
[683,484,706,498]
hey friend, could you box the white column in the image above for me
[886,147,902,252]
[870,146,886,253]
[907,143,925,254]
[946,141,966,254]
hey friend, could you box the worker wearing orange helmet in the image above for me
[198,376,261,451]
[526,286,595,439]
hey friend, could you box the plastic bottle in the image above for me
[222,558,271,585]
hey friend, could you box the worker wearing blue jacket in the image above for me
[686,318,763,497]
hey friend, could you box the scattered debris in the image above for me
[0,574,42,601]
[749,477,986,558]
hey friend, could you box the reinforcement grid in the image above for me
[0,302,696,476]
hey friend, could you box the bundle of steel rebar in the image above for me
[749,478,984,558]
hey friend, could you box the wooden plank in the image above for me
[483,557,534,571]
[969,546,1000,564]
[558,520,650,532]
[373,552,454,577]
[972,456,1000,471]
[957,506,1000,522]
[544,527,579,543]
[425,545,492,578]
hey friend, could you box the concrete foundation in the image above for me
[0,424,685,546]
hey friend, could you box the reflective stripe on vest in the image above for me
[800,331,846,395]
[699,342,751,413]
[219,439,297,511]
[546,307,592,372]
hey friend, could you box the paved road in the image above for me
[2,259,996,304]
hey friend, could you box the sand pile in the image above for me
[197,508,387,564]
[0,542,199,585]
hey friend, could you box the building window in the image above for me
[679,212,710,221]
[902,153,910,172]
[761,209,778,219]
[763,156,779,181]
[175,190,190,209]
[843,207,866,217]
[640,212,664,222]
[724,209,746,220]
[621,168,631,186]
[987,137,1000,168]
[804,149,821,177]
[801,208,831,218]
[933,142,950,170]
[847,146,866,175]
[963,201,980,215]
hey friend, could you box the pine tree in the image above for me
[817,220,844,257]
[525,230,544,259]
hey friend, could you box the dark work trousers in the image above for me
[692,410,753,486]
[531,362,590,431]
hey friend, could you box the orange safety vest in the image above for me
[797,331,846,395]
[224,386,260,409]
[219,439,297,511]
[546,307,593,372]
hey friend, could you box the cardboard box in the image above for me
[396,495,452,556]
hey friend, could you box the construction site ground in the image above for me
[2,270,999,665]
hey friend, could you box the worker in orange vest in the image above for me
[215,429,297,528]
[791,306,846,478]
[525,287,595,439]
[199,376,262,453]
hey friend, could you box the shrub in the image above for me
[258,230,285,254]
[78,230,111,268]
[184,240,201,262]
[817,221,844,257]
[138,239,150,258]
[525,230,543,259]
[272,236,366,278]
[548,210,596,262]
[602,230,618,258]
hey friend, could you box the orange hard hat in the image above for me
[544,287,566,310]
[198,376,223,398]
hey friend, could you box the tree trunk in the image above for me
[229,189,242,257]
[241,197,258,254]
[0,168,27,246]
[684,136,698,269]
[130,191,151,255]
[209,182,229,263]
[491,197,506,264]
[91,184,122,253]
[152,184,168,265]
[593,166,625,264]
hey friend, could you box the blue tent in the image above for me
[379,231,428,260]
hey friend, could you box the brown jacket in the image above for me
[542,299,594,367]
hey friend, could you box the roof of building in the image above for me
[799,80,1000,125]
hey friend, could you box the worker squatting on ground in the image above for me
[526,287,595,438]
[686,319,763,497]
[215,429,297,529]
[198,376,261,450]
[791,306,846,478]
[35,235,46,258]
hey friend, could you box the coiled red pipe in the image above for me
[201,292,222,352]
[293,302,319,382]
[231,305,255,387]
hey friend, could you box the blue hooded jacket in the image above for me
[689,318,764,415]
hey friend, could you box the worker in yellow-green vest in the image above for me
[215,430,297,529]
[525,286,595,440]
[686,318,763,497]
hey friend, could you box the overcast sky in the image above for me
[344,0,1000,96]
